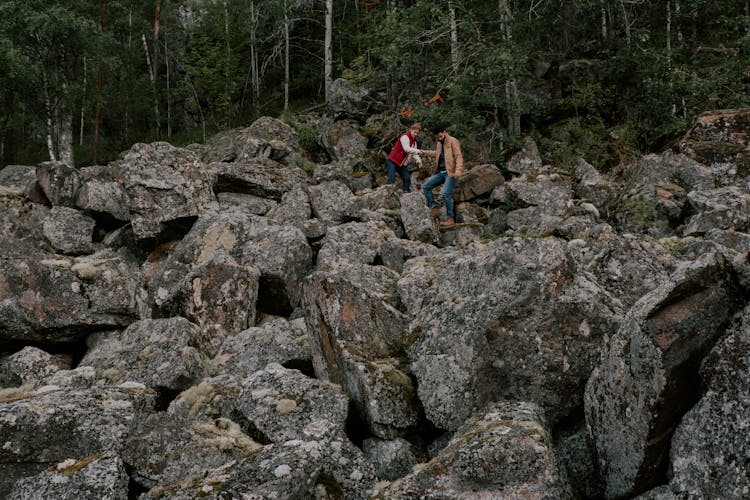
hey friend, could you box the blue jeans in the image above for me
[386,159,411,193]
[422,171,457,217]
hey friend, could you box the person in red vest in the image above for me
[387,122,423,193]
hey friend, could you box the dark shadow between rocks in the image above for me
[344,400,374,450]
[281,358,316,379]
[153,386,186,412]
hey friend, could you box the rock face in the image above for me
[116,142,214,241]
[2,110,750,498]
[398,237,622,430]
[667,305,750,498]
[585,252,743,499]
[373,402,571,498]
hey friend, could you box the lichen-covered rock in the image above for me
[308,180,356,224]
[399,237,622,430]
[584,252,743,499]
[572,158,618,211]
[266,185,313,227]
[36,161,82,206]
[678,108,750,179]
[327,78,372,119]
[372,402,571,498]
[234,363,350,443]
[122,413,262,490]
[81,318,208,391]
[0,385,155,463]
[42,206,96,255]
[585,232,680,308]
[399,191,438,244]
[75,179,130,221]
[453,164,504,202]
[115,142,214,240]
[363,437,423,481]
[303,262,417,436]
[315,220,399,269]
[154,251,260,355]
[142,437,376,500]
[0,250,139,343]
[683,186,750,235]
[216,191,277,215]
[668,305,750,499]
[0,346,68,388]
[0,165,36,197]
[321,120,368,162]
[212,158,308,201]
[151,210,312,316]
[8,453,129,500]
[505,136,542,176]
[211,317,310,378]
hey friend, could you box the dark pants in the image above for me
[422,171,457,217]
[386,159,411,193]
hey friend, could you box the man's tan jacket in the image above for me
[427,133,464,177]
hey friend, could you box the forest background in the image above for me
[1,0,749,171]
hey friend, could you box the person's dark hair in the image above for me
[431,122,447,134]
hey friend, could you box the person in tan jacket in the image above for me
[419,123,464,227]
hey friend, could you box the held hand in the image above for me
[455,170,463,179]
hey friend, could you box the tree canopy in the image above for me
[1,0,749,168]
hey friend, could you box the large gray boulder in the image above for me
[42,206,96,255]
[0,386,155,463]
[212,158,308,201]
[668,304,750,498]
[36,161,81,206]
[154,251,260,355]
[8,453,128,500]
[142,437,376,499]
[75,178,130,221]
[0,165,36,197]
[398,237,622,430]
[123,413,262,490]
[115,142,214,240]
[0,249,139,343]
[303,261,417,437]
[399,191,438,244]
[584,252,743,499]
[234,363,350,443]
[0,346,68,388]
[81,317,208,391]
[372,402,571,498]
[151,210,312,316]
[211,317,310,378]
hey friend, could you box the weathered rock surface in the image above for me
[398,237,622,430]
[372,402,571,498]
[399,191,438,244]
[75,178,130,221]
[0,165,36,197]
[36,161,81,207]
[303,261,417,436]
[0,249,139,343]
[453,163,504,202]
[585,252,743,499]
[151,210,312,316]
[211,317,310,378]
[115,142,214,240]
[42,206,96,255]
[363,437,423,481]
[81,318,208,391]
[0,346,68,388]
[8,453,128,500]
[235,363,350,442]
[667,305,750,498]
[212,158,308,201]
[0,385,155,463]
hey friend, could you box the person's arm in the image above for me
[400,135,420,154]
[453,138,464,177]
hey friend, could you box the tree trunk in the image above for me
[142,34,161,139]
[44,71,57,162]
[59,82,75,166]
[165,29,172,137]
[449,1,459,73]
[284,7,290,113]
[93,0,106,164]
[224,0,231,127]
[499,0,521,138]
[324,0,333,105]
[80,57,86,146]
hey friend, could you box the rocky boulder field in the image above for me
[1,110,749,499]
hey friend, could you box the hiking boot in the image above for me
[430,207,442,218]
[440,217,455,227]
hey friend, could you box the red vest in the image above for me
[388,131,415,166]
